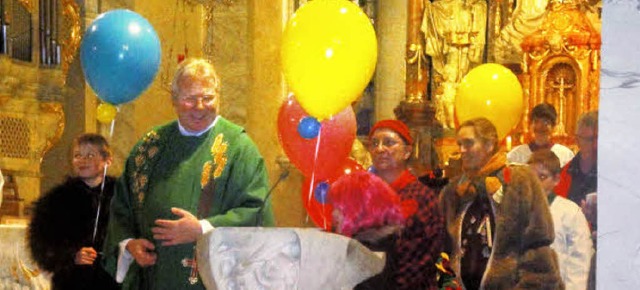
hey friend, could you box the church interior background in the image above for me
[0,0,601,228]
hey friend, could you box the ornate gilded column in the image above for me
[395,0,441,174]
[405,0,427,103]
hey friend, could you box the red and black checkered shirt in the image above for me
[388,170,445,290]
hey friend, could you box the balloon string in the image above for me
[92,163,109,244]
[94,105,118,244]
[109,119,115,138]
[320,188,327,230]
[308,125,324,228]
[108,106,119,138]
[308,125,323,203]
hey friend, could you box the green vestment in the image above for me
[103,118,275,289]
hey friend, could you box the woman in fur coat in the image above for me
[29,134,118,290]
[441,118,562,289]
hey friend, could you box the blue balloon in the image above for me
[297,116,321,139]
[80,10,161,105]
[314,181,330,204]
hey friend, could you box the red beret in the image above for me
[369,119,413,145]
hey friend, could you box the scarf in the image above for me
[455,152,509,204]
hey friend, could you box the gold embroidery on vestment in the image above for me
[201,161,212,188]
[201,133,228,188]
[131,130,160,206]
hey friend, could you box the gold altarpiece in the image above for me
[518,0,600,144]
[399,0,601,172]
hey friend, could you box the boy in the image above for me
[29,133,118,290]
[528,150,593,290]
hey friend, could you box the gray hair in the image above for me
[171,58,221,100]
[576,111,598,133]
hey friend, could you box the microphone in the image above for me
[255,169,290,226]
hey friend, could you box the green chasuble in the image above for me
[103,118,275,290]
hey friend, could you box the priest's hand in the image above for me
[74,247,98,265]
[152,207,202,246]
[126,239,157,267]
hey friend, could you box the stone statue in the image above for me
[421,0,487,129]
[491,0,549,63]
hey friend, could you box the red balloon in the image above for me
[302,158,364,230]
[278,95,356,179]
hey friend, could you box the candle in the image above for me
[1,25,6,54]
[506,136,512,151]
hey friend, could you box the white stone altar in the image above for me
[196,227,385,290]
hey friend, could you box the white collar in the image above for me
[178,115,220,137]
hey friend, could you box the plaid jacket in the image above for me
[388,170,445,290]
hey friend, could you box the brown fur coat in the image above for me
[440,153,563,289]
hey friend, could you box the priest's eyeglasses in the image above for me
[177,94,217,108]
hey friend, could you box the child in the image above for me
[528,150,594,290]
[29,133,118,290]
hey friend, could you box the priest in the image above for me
[102,58,275,289]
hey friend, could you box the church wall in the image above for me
[204,1,250,125]
[39,61,86,202]
[247,0,309,227]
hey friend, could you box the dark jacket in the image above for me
[29,176,119,290]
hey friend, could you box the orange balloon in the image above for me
[455,63,523,140]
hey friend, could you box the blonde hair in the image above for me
[171,58,221,100]
[72,133,112,159]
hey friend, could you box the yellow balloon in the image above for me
[97,103,118,124]
[282,0,377,120]
[455,63,524,140]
